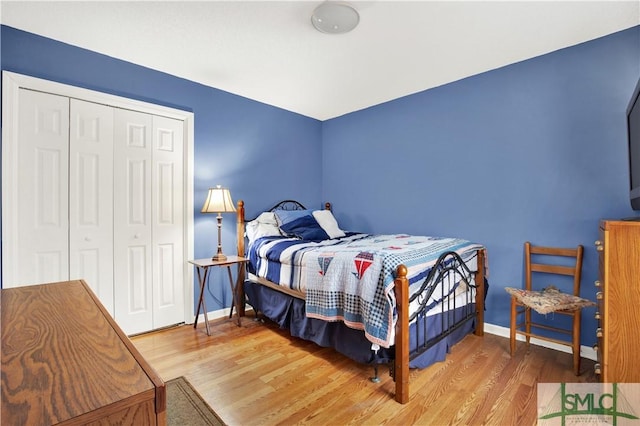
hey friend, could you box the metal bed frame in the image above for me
[235,200,485,404]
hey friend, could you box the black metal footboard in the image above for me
[408,250,480,362]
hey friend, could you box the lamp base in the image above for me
[211,253,228,262]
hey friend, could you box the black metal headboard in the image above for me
[266,200,307,212]
[245,200,308,222]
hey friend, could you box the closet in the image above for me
[2,72,193,335]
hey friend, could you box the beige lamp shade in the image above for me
[201,186,236,214]
[201,185,236,261]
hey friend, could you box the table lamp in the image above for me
[201,185,236,261]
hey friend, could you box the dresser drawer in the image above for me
[597,220,640,383]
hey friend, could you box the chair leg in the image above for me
[525,306,531,347]
[510,297,516,356]
[573,311,581,376]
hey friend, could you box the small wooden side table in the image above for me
[189,256,249,336]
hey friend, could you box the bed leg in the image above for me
[251,309,265,322]
[475,249,486,337]
[394,264,410,404]
[370,366,380,383]
[237,199,246,317]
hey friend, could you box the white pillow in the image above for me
[255,212,279,225]
[246,212,282,242]
[312,210,346,239]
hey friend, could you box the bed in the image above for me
[235,200,487,404]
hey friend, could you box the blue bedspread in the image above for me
[248,233,482,348]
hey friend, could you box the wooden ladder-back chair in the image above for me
[506,242,594,375]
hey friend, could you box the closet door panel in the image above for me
[114,109,153,334]
[69,99,115,313]
[11,89,70,286]
[152,117,185,328]
[3,73,189,335]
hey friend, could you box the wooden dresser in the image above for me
[1,280,166,425]
[595,220,640,382]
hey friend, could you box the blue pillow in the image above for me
[274,209,312,226]
[278,214,329,241]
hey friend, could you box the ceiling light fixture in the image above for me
[311,1,359,35]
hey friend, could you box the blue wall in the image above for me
[2,23,639,348]
[322,26,640,345]
[0,25,323,312]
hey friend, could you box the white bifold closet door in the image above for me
[70,99,115,313]
[15,90,70,285]
[150,114,185,334]
[8,88,184,335]
[113,108,185,335]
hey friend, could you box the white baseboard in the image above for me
[484,322,597,361]
[191,305,254,324]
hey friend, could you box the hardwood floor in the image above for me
[131,316,597,426]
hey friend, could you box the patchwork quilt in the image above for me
[248,233,482,347]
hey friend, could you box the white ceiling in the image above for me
[1,1,639,120]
